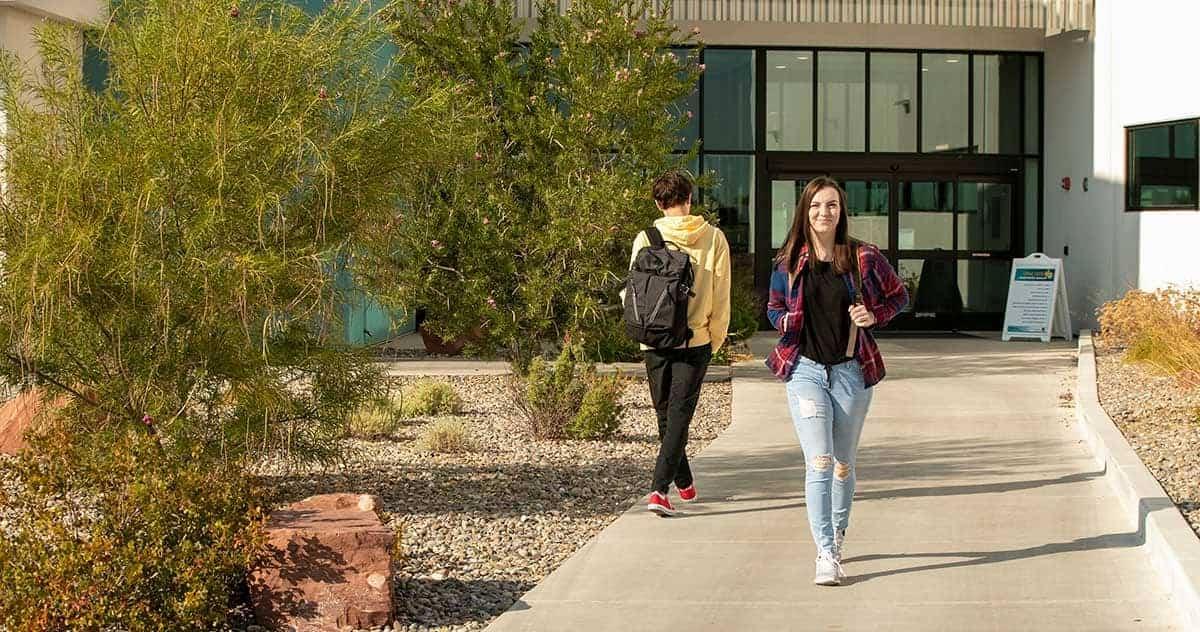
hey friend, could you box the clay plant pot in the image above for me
[418,324,485,356]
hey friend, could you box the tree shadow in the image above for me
[248,532,349,625]
[392,577,536,628]
[840,497,1175,584]
[260,455,654,519]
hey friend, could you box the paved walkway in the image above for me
[486,335,1186,631]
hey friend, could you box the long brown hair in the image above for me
[774,176,856,275]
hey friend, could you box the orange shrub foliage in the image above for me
[1098,288,1200,389]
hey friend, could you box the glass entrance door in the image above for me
[765,172,1019,331]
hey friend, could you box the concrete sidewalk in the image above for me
[485,336,1186,631]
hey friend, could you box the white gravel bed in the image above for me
[258,374,732,632]
[1094,342,1200,537]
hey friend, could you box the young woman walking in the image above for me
[765,176,908,585]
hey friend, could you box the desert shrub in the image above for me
[508,347,587,439]
[399,379,462,418]
[0,427,265,632]
[347,393,403,438]
[509,346,625,439]
[0,0,480,466]
[566,374,624,439]
[1098,288,1200,387]
[728,270,762,344]
[576,313,643,363]
[417,417,474,453]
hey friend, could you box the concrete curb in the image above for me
[379,360,732,382]
[1075,330,1200,629]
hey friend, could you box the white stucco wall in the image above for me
[1044,0,1200,330]
[1105,0,1200,294]
[0,1,104,81]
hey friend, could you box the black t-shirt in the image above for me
[798,259,852,365]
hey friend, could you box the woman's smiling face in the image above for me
[808,186,841,239]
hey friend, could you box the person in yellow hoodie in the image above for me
[629,171,731,516]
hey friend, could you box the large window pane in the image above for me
[899,258,963,315]
[1127,120,1199,210]
[703,50,755,151]
[770,179,800,249]
[766,51,813,151]
[1024,159,1039,255]
[844,180,890,248]
[922,54,968,152]
[671,48,700,151]
[870,52,917,152]
[959,260,1012,313]
[899,181,953,249]
[705,155,755,253]
[973,55,1022,154]
[957,181,1012,252]
[83,32,109,94]
[1025,56,1040,153]
[817,51,865,151]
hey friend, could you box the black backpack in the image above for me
[623,227,695,349]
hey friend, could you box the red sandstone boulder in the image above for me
[250,493,395,631]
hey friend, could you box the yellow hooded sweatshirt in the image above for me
[628,215,732,352]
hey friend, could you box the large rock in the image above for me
[250,493,395,631]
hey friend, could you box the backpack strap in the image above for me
[851,241,866,304]
[645,226,666,248]
[846,241,866,359]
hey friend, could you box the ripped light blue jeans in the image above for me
[785,355,873,555]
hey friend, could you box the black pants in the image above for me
[644,344,712,495]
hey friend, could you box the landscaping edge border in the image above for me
[1075,330,1200,629]
[380,361,732,381]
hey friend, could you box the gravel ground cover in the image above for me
[258,374,732,632]
[1093,341,1200,537]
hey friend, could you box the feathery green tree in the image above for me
[0,0,481,463]
[384,0,702,360]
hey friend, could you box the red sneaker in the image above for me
[646,491,677,516]
[677,484,697,502]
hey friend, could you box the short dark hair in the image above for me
[652,171,693,209]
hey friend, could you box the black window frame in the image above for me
[1125,118,1200,212]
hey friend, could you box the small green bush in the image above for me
[728,270,763,343]
[348,394,403,438]
[509,347,587,439]
[576,313,642,363]
[0,428,264,632]
[418,417,474,453]
[399,379,463,418]
[567,375,624,439]
[509,346,626,439]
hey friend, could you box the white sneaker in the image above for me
[813,550,843,586]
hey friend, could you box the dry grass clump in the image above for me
[347,395,403,439]
[1098,288,1200,391]
[417,417,474,453]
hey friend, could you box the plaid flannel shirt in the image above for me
[765,243,909,387]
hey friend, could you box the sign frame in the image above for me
[1001,253,1073,343]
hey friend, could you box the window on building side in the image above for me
[1127,120,1199,211]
